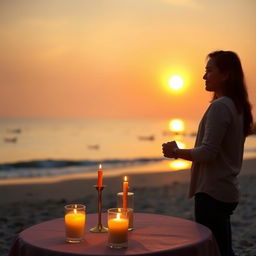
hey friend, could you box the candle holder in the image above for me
[117,192,134,230]
[64,204,86,243]
[108,208,129,248]
[90,185,108,233]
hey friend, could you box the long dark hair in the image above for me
[208,50,253,137]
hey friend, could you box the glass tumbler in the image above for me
[107,208,129,248]
[64,204,86,243]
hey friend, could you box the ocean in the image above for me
[0,118,255,179]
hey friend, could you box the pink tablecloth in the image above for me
[9,213,220,256]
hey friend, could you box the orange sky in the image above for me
[0,0,255,120]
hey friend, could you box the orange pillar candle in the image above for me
[123,176,128,209]
[98,164,103,187]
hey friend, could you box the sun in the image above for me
[160,66,190,93]
[168,75,184,91]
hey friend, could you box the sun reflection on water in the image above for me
[169,160,191,170]
[169,119,185,134]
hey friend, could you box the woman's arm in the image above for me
[162,100,232,163]
[175,148,193,161]
[162,142,193,161]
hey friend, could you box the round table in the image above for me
[9,213,220,256]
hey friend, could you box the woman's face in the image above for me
[203,58,227,95]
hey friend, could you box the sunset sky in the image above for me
[1,0,255,120]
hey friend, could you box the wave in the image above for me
[0,157,163,170]
[0,157,164,179]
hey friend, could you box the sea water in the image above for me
[0,118,255,179]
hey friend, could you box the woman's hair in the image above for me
[208,50,253,136]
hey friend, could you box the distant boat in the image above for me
[4,137,17,143]
[162,130,185,136]
[7,128,22,134]
[87,144,100,150]
[162,130,197,137]
[138,135,155,141]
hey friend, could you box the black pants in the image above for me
[195,193,238,256]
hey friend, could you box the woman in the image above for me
[162,50,253,256]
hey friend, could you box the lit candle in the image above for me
[98,164,103,187]
[108,212,129,244]
[123,176,128,209]
[65,205,86,239]
[117,192,134,230]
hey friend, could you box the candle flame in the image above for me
[124,176,128,182]
[73,208,77,214]
[99,164,102,169]
[116,213,121,219]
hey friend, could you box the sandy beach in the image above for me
[1,158,256,256]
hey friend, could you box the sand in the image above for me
[1,158,256,256]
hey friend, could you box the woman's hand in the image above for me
[162,141,178,158]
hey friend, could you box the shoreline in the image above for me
[0,158,255,205]
[0,159,186,185]
[1,156,255,186]
[0,169,191,205]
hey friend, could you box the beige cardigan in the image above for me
[189,96,245,202]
